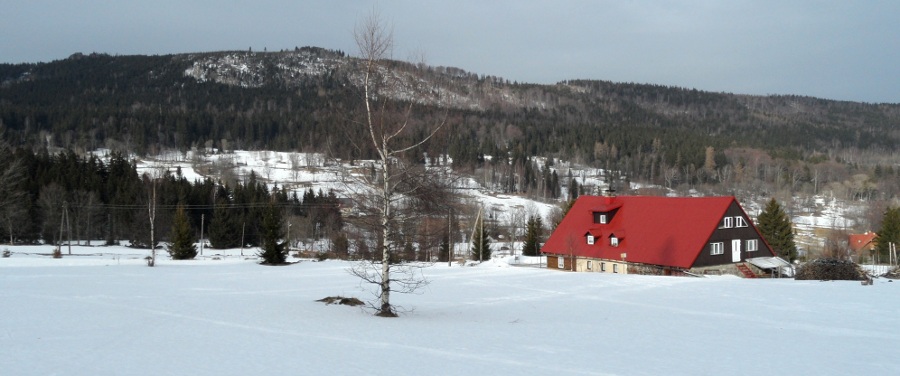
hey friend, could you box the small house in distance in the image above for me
[541,195,777,277]
[848,231,877,262]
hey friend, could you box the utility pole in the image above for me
[240,222,245,257]
[65,201,71,255]
[448,207,452,267]
[57,202,66,255]
[200,214,205,256]
[891,242,900,264]
[891,242,897,267]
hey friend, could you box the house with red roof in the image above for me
[848,231,877,262]
[541,195,776,276]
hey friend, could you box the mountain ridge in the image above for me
[1,48,898,174]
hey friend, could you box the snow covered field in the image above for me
[3,246,899,375]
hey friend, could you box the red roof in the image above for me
[849,232,877,253]
[542,195,744,269]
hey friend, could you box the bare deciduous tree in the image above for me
[147,179,158,267]
[70,190,102,245]
[347,9,447,317]
[38,184,66,244]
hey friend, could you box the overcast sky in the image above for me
[2,1,898,103]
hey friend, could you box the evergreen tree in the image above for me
[757,198,798,261]
[168,204,197,260]
[402,241,416,262]
[258,201,286,265]
[875,206,900,261]
[471,215,492,261]
[355,239,372,261]
[567,177,579,202]
[209,198,240,249]
[331,232,349,259]
[438,235,450,262]
[521,215,543,256]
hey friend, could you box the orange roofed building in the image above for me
[541,195,776,277]
[848,231,877,261]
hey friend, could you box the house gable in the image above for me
[691,201,774,268]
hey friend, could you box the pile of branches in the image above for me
[316,296,364,306]
[795,258,866,281]
[883,268,900,280]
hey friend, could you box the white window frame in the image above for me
[557,256,565,269]
[735,216,748,228]
[586,235,595,245]
[599,214,607,224]
[710,242,725,255]
[587,260,593,271]
[613,264,619,273]
[610,237,619,247]
[746,239,758,252]
[601,262,606,272]
[721,217,733,229]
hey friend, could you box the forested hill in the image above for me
[2,47,899,172]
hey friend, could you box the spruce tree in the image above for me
[521,215,543,256]
[258,201,286,265]
[438,235,450,262]
[168,204,197,260]
[471,216,492,261]
[402,241,416,262]
[875,206,900,261]
[568,177,579,202]
[331,232,349,259]
[209,198,240,249]
[757,198,798,261]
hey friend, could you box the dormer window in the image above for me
[592,207,619,224]
[721,217,733,229]
[610,237,619,247]
[587,235,595,245]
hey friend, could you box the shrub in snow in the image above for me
[794,258,866,281]
[2,248,10,257]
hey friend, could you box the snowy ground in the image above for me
[3,245,899,375]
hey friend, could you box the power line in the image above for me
[63,202,343,210]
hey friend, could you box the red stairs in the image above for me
[736,263,757,278]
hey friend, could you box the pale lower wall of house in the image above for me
[689,263,762,277]
[576,258,628,274]
[559,256,763,277]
